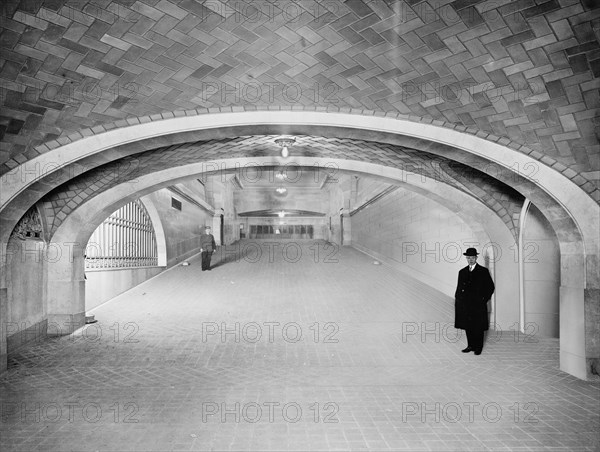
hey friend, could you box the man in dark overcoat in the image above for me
[454,247,495,355]
[200,226,217,271]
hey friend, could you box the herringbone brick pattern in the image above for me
[0,0,598,192]
[39,135,524,239]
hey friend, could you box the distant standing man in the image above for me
[454,248,495,355]
[200,226,217,271]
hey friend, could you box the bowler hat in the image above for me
[463,247,479,256]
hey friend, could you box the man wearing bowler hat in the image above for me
[200,226,217,271]
[454,247,495,355]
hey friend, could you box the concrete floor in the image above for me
[1,240,599,451]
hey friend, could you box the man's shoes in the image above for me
[461,347,473,353]
[474,349,482,355]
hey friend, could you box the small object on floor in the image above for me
[85,315,97,324]
[373,260,380,265]
[182,262,190,266]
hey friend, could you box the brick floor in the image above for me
[1,240,599,451]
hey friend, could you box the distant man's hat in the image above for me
[204,226,211,230]
[463,247,479,256]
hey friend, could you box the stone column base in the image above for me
[47,312,86,337]
[7,318,48,354]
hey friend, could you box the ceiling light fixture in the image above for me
[275,137,295,158]
[278,211,286,218]
[275,187,287,194]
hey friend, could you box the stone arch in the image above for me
[46,157,515,356]
[0,111,597,379]
[138,196,167,268]
[81,196,168,311]
[8,107,593,195]
[1,113,595,258]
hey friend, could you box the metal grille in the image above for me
[85,200,158,269]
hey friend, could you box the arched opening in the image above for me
[520,202,561,339]
[84,198,164,310]
[1,112,597,380]
[44,157,516,373]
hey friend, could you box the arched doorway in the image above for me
[1,112,597,379]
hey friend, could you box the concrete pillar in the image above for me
[559,251,587,380]
[328,214,343,245]
[1,241,10,372]
[487,240,520,332]
[585,286,600,376]
[341,209,352,245]
[0,285,7,373]
[212,215,222,246]
[584,250,600,377]
[521,203,560,337]
[46,242,86,336]
[1,237,51,372]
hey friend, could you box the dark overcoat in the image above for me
[454,264,495,331]
[200,233,216,252]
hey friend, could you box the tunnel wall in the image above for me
[351,188,481,297]
[5,237,47,353]
[326,185,345,244]
[221,180,237,245]
[354,178,393,207]
[146,188,211,266]
[85,267,164,311]
[83,186,212,311]
[523,203,560,338]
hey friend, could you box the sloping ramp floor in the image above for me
[1,240,599,451]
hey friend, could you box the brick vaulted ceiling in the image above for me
[39,136,525,238]
[0,0,599,197]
